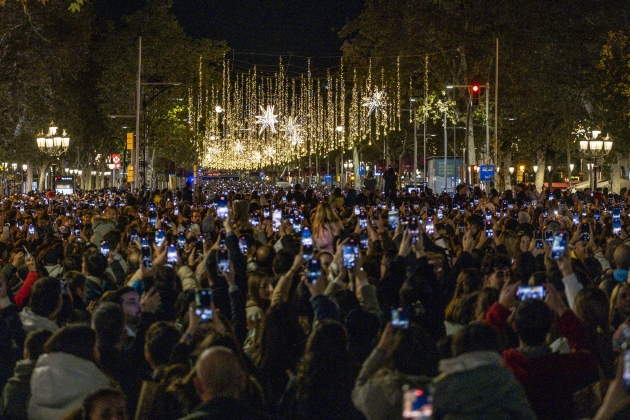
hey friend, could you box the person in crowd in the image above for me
[1,329,52,420]
[28,324,111,420]
[19,276,62,333]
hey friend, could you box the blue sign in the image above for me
[480,165,495,182]
[324,175,332,182]
[358,165,366,176]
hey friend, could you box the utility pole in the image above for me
[135,37,142,192]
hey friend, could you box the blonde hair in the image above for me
[312,202,341,237]
[610,282,630,324]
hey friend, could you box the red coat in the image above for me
[14,271,40,309]
[485,302,596,420]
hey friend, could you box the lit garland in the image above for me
[192,58,404,170]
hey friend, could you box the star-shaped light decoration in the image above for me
[282,117,302,146]
[362,89,388,117]
[255,105,279,134]
[234,141,245,154]
[264,146,276,157]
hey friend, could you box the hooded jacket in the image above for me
[432,351,536,420]
[352,348,433,420]
[28,352,110,420]
[19,308,59,334]
[90,216,117,246]
[1,359,36,420]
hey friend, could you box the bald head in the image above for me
[194,346,244,402]
[614,244,630,271]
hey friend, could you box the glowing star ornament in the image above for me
[362,89,388,117]
[234,141,245,154]
[282,117,302,146]
[255,105,279,134]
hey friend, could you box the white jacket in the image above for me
[19,309,59,334]
[28,352,110,420]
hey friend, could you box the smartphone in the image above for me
[572,213,579,226]
[473,196,479,206]
[580,223,590,242]
[263,206,270,219]
[307,259,321,284]
[359,212,367,229]
[343,242,357,269]
[425,218,434,235]
[437,208,443,221]
[302,227,313,260]
[217,196,228,219]
[28,224,34,235]
[551,232,567,260]
[391,307,409,329]
[195,289,213,322]
[388,210,399,230]
[100,240,109,257]
[250,212,260,227]
[217,248,230,274]
[239,236,248,254]
[360,232,369,250]
[195,235,204,257]
[544,230,554,246]
[613,219,622,236]
[219,230,226,248]
[354,205,360,216]
[155,229,165,247]
[542,207,549,218]
[272,208,282,232]
[614,207,621,221]
[167,244,178,265]
[516,285,546,301]
[60,279,68,294]
[534,230,543,249]
[594,210,600,221]
[402,387,432,420]
[485,220,493,238]
[131,229,138,243]
[174,206,179,216]
[409,217,419,244]
[458,222,465,233]
[141,238,152,268]
[281,195,287,204]
[623,347,630,393]
[177,232,186,249]
[148,210,157,227]
[292,218,301,233]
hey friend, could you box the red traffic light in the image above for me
[472,84,479,92]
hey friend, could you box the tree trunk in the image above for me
[38,163,48,192]
[535,150,545,189]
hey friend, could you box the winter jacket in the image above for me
[90,216,117,246]
[432,350,536,420]
[177,265,199,291]
[13,271,39,309]
[484,302,597,420]
[18,308,58,334]
[1,359,36,420]
[28,352,110,420]
[352,348,433,420]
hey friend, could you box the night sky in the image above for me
[101,0,366,70]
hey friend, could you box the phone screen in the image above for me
[100,240,109,257]
[624,348,630,393]
[534,230,543,249]
[613,219,622,236]
[177,232,186,249]
[195,289,213,322]
[516,285,546,301]
[580,223,590,242]
[28,224,34,235]
[216,249,230,274]
[359,213,367,229]
[544,230,554,245]
[307,259,321,284]
[594,210,600,221]
[302,227,313,259]
[167,244,178,265]
[250,212,259,227]
[354,205,360,216]
[343,244,357,269]
[239,237,248,254]
[425,218,434,235]
[155,229,165,247]
[388,211,399,230]
[391,308,409,329]
[272,209,282,232]
[141,238,152,268]
[217,196,228,219]
[551,232,567,260]
[402,387,432,420]
[485,221,493,238]
[360,232,369,249]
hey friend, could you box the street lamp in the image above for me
[21,164,27,193]
[579,129,612,190]
[36,121,70,157]
[533,165,538,173]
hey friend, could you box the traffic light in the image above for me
[471,83,480,106]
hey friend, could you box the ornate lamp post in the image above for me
[579,129,612,191]
[36,121,71,190]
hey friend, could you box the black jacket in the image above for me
[178,397,266,420]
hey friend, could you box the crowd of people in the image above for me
[1,177,630,419]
